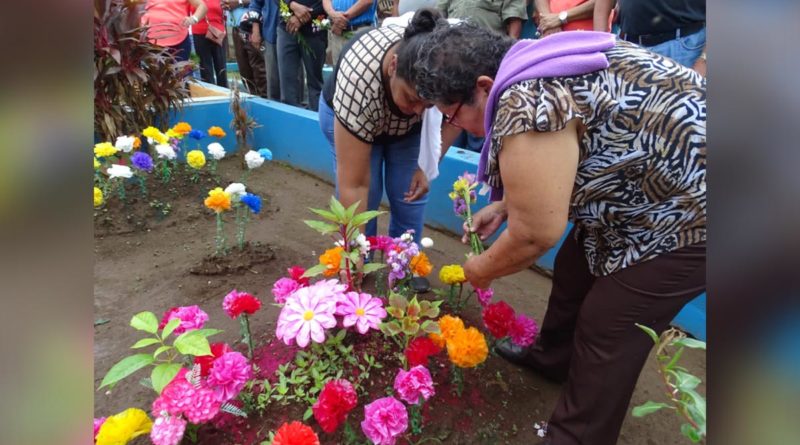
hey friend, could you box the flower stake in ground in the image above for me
[225,181,261,250]
[154,142,177,183]
[204,187,232,255]
[222,290,261,358]
[186,149,206,182]
[436,264,472,313]
[131,151,154,197]
[207,141,226,178]
[242,149,269,184]
[450,171,484,254]
[107,163,133,202]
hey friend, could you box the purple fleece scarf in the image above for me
[478,31,616,201]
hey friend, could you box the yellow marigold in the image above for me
[208,126,226,138]
[94,142,118,158]
[204,187,231,213]
[95,408,152,445]
[186,150,206,169]
[142,126,168,145]
[452,177,470,193]
[94,157,101,169]
[132,136,141,149]
[439,264,466,285]
[410,252,433,277]
[94,187,103,207]
[428,314,465,348]
[446,326,489,368]
[319,246,344,277]
[171,121,192,135]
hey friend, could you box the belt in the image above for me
[620,22,705,47]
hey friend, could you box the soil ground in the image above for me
[94,158,705,444]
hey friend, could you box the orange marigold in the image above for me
[172,122,192,135]
[428,315,464,348]
[208,126,226,138]
[132,136,141,149]
[410,252,433,277]
[319,246,344,277]
[446,326,488,368]
[204,187,231,213]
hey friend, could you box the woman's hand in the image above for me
[289,2,313,24]
[181,16,197,27]
[287,16,302,34]
[463,201,507,244]
[464,254,491,290]
[537,13,562,35]
[404,168,429,202]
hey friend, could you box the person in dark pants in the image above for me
[191,0,228,86]
[412,24,706,445]
[277,0,328,111]
[227,2,269,97]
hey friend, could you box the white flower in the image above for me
[321,18,330,27]
[107,164,133,179]
[244,150,265,169]
[207,142,226,160]
[400,232,414,243]
[155,144,177,160]
[356,234,370,257]
[224,183,247,200]
[420,237,434,249]
[114,136,135,153]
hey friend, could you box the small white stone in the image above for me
[420,237,434,248]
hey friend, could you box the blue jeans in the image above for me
[277,27,327,111]
[319,97,427,241]
[169,35,192,63]
[646,28,706,68]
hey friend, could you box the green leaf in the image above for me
[303,407,314,421]
[407,297,421,318]
[153,345,172,359]
[419,301,440,319]
[309,207,340,223]
[130,312,159,334]
[173,330,212,356]
[675,370,701,392]
[632,401,670,417]
[335,329,347,342]
[99,354,155,389]
[302,264,327,278]
[350,210,385,228]
[151,363,182,394]
[386,307,404,319]
[329,196,347,220]
[635,323,659,344]
[131,338,160,349]
[421,320,440,335]
[388,292,408,312]
[671,337,706,350]
[680,423,702,442]
[401,318,420,336]
[344,201,359,222]
[191,328,223,338]
[665,346,685,370]
[304,220,340,235]
[380,321,401,337]
[362,263,386,274]
[161,318,181,340]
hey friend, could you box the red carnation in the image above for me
[194,342,232,377]
[273,421,320,445]
[222,290,262,319]
[482,300,516,339]
[405,336,442,367]
[288,265,310,287]
[312,379,358,434]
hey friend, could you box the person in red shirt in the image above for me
[191,0,229,87]
[142,0,208,62]
[534,0,595,37]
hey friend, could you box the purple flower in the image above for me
[336,292,386,334]
[476,287,494,306]
[272,277,301,304]
[386,231,420,286]
[393,365,435,405]
[453,197,467,215]
[361,397,408,445]
[206,351,252,402]
[131,151,154,172]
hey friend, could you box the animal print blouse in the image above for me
[488,40,706,276]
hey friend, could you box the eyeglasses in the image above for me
[444,102,463,126]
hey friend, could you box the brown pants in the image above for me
[232,30,267,98]
[535,227,705,445]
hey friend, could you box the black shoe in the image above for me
[495,339,567,384]
[410,276,431,293]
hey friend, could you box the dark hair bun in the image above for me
[404,8,445,39]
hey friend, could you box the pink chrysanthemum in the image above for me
[393,365,435,405]
[336,291,386,334]
[206,351,252,402]
[93,417,106,439]
[152,369,221,423]
[509,313,539,347]
[361,397,408,445]
[150,415,187,445]
[272,277,301,304]
[275,281,338,348]
[159,305,208,334]
[476,287,494,306]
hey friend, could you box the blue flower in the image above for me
[240,193,262,214]
[257,148,273,161]
[130,151,154,172]
[189,129,206,140]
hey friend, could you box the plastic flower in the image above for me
[258,147,273,161]
[272,277,301,304]
[310,279,349,305]
[194,342,232,377]
[204,187,232,213]
[244,150,265,169]
[94,157,101,169]
[405,336,442,367]
[94,142,118,158]
[155,143,177,160]
[446,326,489,368]
[452,196,468,215]
[312,379,358,434]
[143,126,168,145]
[420,237,434,248]
[186,150,206,169]
[95,408,152,445]
[159,305,209,334]
[165,128,181,140]
[115,135,136,153]
[189,129,206,140]
[207,351,252,402]
[476,287,494,306]
[409,252,433,277]
[153,369,221,423]
[355,233,371,257]
[439,264,466,285]
[208,126,226,138]
[222,290,261,318]
[275,281,338,347]
[133,136,141,149]
[289,265,311,286]
[509,313,538,347]
[207,142,226,160]
[94,187,104,207]
[240,193,262,214]
[367,235,394,253]
[107,164,133,179]
[171,122,192,136]
[482,301,516,339]
[319,246,344,277]
[429,315,465,348]
[131,151,154,172]
[272,421,320,445]
[94,417,107,440]
[150,415,186,445]
[394,365,435,405]
[224,182,247,199]
[337,291,386,334]
[361,397,408,445]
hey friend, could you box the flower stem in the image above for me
[215,212,226,256]
[240,315,254,359]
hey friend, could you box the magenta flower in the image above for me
[272,277,301,304]
[476,287,494,306]
[150,415,187,445]
[275,281,338,348]
[361,397,408,445]
[393,365,435,405]
[337,291,387,334]
[152,369,221,423]
[93,417,106,439]
[509,313,539,347]
[159,305,208,334]
[206,351,252,402]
